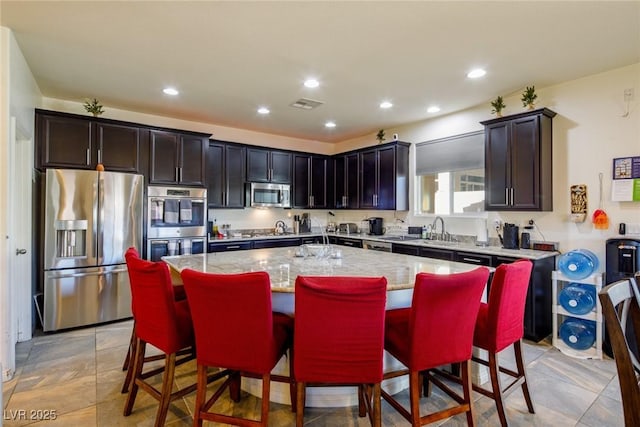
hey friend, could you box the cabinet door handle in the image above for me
[462,257,483,264]
[86,148,90,165]
[97,149,102,165]
[510,188,514,205]
[505,188,509,205]
[226,245,241,249]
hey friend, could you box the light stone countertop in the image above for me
[208,232,557,260]
[163,246,492,293]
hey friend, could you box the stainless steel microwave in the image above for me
[246,182,291,208]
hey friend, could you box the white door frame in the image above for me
[2,116,33,382]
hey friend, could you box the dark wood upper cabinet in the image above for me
[149,130,207,186]
[95,123,145,173]
[482,108,555,211]
[206,140,245,208]
[246,148,291,184]
[359,142,410,210]
[292,154,330,208]
[334,153,359,209]
[36,110,145,173]
[37,112,93,170]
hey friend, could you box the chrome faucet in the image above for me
[431,216,445,241]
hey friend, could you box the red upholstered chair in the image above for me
[120,247,187,394]
[293,276,388,427]
[122,248,197,426]
[382,267,490,426]
[470,259,535,426]
[180,269,294,427]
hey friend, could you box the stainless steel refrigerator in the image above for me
[41,169,144,331]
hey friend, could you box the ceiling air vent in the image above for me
[290,98,323,110]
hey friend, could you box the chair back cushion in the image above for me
[124,248,192,353]
[475,259,533,352]
[294,276,387,383]
[181,269,284,373]
[407,268,489,369]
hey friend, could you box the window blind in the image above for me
[415,130,484,175]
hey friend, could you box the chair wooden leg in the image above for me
[193,364,207,427]
[372,383,382,427]
[358,384,366,417]
[514,340,535,414]
[229,371,241,402]
[260,373,271,426]
[461,360,476,427]
[121,325,137,393]
[154,353,176,427]
[123,338,145,416]
[421,370,432,397]
[409,370,421,426]
[289,349,297,413]
[122,323,135,370]
[488,351,507,427]
[295,382,306,427]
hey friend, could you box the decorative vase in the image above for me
[527,104,535,110]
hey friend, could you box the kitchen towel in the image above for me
[164,199,179,224]
[150,200,163,222]
[179,200,192,223]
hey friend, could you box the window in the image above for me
[416,131,485,215]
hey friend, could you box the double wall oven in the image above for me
[147,186,207,261]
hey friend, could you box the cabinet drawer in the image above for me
[392,244,420,256]
[336,237,363,248]
[253,238,300,249]
[455,251,492,266]
[420,247,454,261]
[207,242,252,252]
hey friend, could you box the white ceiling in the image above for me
[2,1,639,143]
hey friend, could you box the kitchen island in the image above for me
[163,246,493,407]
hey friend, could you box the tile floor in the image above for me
[2,319,624,426]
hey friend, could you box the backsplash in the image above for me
[208,207,499,246]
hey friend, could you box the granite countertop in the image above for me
[208,231,557,260]
[163,246,490,293]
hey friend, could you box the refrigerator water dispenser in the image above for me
[55,220,87,258]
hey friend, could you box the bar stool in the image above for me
[120,247,188,394]
[122,248,197,426]
[382,268,490,426]
[181,269,294,427]
[431,260,535,425]
[469,259,535,426]
[293,276,387,427]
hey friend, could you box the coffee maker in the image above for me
[368,217,384,235]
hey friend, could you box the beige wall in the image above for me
[335,63,640,261]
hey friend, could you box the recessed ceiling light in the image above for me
[325,121,336,128]
[257,107,270,115]
[380,101,393,109]
[427,106,441,113]
[163,87,179,95]
[467,68,486,79]
[304,78,320,88]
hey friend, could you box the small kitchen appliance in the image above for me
[338,223,358,234]
[501,223,520,249]
[368,217,385,235]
